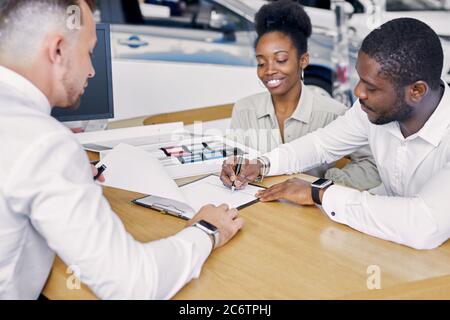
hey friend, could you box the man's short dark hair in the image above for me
[361,18,443,90]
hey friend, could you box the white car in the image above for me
[301,0,450,85]
[97,0,357,120]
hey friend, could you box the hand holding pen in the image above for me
[231,155,243,193]
[220,156,262,190]
[92,163,107,182]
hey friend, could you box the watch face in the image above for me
[312,178,332,188]
[198,220,218,232]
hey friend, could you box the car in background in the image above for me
[298,0,450,85]
[105,0,355,94]
[96,0,362,120]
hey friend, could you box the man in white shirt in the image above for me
[0,0,244,299]
[221,18,450,250]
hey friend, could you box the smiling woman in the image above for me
[226,0,381,191]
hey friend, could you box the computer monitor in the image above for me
[51,23,114,122]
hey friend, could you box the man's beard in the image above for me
[371,88,414,125]
[62,70,83,110]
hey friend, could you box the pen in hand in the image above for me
[93,164,107,181]
[231,156,243,193]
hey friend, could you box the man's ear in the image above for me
[408,81,428,104]
[46,33,65,65]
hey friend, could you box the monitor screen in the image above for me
[51,23,114,122]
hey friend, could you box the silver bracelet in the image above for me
[256,156,271,181]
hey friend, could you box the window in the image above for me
[139,0,248,32]
[386,0,447,11]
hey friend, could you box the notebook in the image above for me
[99,143,265,220]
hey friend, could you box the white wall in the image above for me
[111,59,265,120]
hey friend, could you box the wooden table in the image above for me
[341,274,450,299]
[42,170,450,299]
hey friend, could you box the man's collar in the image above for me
[409,81,450,146]
[379,80,450,146]
[0,65,51,115]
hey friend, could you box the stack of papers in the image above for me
[99,143,264,219]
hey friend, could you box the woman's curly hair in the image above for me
[254,0,312,56]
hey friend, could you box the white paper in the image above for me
[99,144,263,218]
[100,143,187,205]
[180,175,264,212]
[75,122,183,145]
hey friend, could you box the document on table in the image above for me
[99,143,265,219]
[180,175,263,213]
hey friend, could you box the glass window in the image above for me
[135,0,248,31]
[386,0,447,11]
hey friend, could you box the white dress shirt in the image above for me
[0,66,212,300]
[264,81,450,250]
[227,84,381,190]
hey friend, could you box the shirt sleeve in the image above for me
[321,159,450,250]
[4,132,212,299]
[325,145,382,190]
[264,102,370,175]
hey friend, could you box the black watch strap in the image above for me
[311,186,322,205]
[311,180,334,205]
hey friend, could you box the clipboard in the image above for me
[132,174,266,220]
[132,195,194,220]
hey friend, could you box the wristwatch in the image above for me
[311,178,334,205]
[193,220,220,250]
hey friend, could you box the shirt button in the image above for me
[331,212,336,216]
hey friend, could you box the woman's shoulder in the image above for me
[310,92,348,116]
[233,91,271,112]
